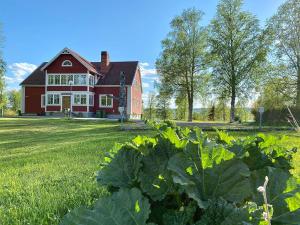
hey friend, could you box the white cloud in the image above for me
[6,62,37,84]
[142,82,150,88]
[139,62,157,77]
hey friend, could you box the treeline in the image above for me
[150,0,300,123]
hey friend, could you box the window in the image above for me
[61,75,67,85]
[62,60,72,67]
[41,95,45,107]
[99,95,113,108]
[54,75,60,85]
[73,94,87,105]
[80,75,86,85]
[68,75,73,84]
[89,75,95,86]
[47,94,60,105]
[48,75,54,85]
[74,74,80,85]
[89,94,94,106]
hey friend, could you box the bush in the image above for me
[252,107,300,125]
[60,122,299,225]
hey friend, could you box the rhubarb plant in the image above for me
[60,122,300,225]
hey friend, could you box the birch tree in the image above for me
[209,0,267,122]
[156,8,208,122]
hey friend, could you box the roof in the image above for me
[20,61,139,86]
[93,61,138,85]
[20,62,47,85]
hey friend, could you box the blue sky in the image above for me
[1,0,285,106]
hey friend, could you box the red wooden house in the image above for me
[20,48,143,119]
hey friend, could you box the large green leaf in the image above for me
[139,146,175,201]
[162,203,197,225]
[60,188,151,225]
[251,167,300,225]
[97,147,142,188]
[193,199,255,225]
[168,141,251,208]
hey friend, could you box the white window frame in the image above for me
[89,94,94,106]
[47,94,60,105]
[62,60,72,67]
[73,94,87,106]
[41,95,45,108]
[99,94,113,108]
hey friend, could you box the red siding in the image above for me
[46,106,60,112]
[94,87,123,114]
[73,106,87,112]
[46,54,88,73]
[25,87,45,114]
[131,69,143,115]
[47,86,87,91]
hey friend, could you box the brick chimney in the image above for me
[101,51,110,73]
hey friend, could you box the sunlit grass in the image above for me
[0,118,154,225]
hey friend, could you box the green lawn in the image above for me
[0,118,154,225]
[0,118,299,225]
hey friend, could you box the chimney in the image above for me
[101,51,110,73]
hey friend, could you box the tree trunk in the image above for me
[296,66,300,108]
[187,96,193,122]
[230,88,236,123]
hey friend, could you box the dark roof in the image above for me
[20,61,139,86]
[20,62,47,85]
[92,61,138,85]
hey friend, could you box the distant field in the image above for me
[0,118,299,225]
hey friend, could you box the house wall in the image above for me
[131,69,143,117]
[24,86,45,114]
[46,54,87,73]
[94,86,123,115]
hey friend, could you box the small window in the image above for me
[48,75,54,85]
[73,94,87,105]
[54,75,60,85]
[89,95,94,106]
[47,94,60,105]
[80,75,86,85]
[62,60,72,67]
[99,95,113,108]
[41,95,45,108]
[74,74,80,85]
[89,75,95,86]
[61,75,67,85]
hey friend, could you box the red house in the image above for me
[20,48,143,119]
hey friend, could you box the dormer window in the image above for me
[62,60,72,67]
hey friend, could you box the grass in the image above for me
[0,118,299,225]
[0,118,154,225]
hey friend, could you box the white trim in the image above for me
[61,60,72,67]
[41,94,45,108]
[99,94,113,108]
[21,86,25,113]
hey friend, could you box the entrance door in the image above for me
[62,96,71,110]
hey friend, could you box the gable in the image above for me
[46,54,88,73]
